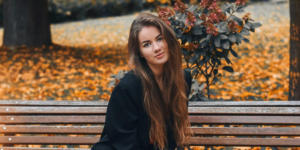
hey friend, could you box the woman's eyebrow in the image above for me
[141,34,162,45]
[155,34,162,39]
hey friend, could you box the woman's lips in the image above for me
[155,52,164,58]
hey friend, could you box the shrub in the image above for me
[157,0,262,101]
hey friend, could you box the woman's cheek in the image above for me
[143,48,153,61]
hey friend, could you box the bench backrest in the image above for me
[1,100,300,149]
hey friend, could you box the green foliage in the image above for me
[158,0,262,100]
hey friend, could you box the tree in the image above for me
[3,0,52,47]
[289,0,300,100]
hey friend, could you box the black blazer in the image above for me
[91,70,192,150]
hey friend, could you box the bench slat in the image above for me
[0,125,104,134]
[1,136,299,146]
[188,101,300,107]
[1,100,300,107]
[0,148,89,150]
[191,127,300,135]
[0,100,108,106]
[0,136,98,144]
[1,125,300,136]
[189,116,300,124]
[189,137,300,146]
[2,107,300,115]
[1,115,300,124]
[188,107,300,114]
[0,116,106,124]
[0,107,107,114]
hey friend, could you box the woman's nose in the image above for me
[153,41,161,52]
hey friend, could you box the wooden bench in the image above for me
[1,100,300,149]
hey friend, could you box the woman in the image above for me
[91,13,193,150]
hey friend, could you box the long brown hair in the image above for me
[127,13,193,149]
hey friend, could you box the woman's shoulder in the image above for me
[114,70,142,91]
[110,70,142,108]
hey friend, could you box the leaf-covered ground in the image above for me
[0,0,296,149]
[0,14,137,101]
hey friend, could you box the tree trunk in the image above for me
[289,0,300,100]
[3,0,52,47]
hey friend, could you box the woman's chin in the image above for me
[155,58,169,65]
[147,59,168,67]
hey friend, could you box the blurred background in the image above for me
[0,0,275,26]
[0,0,295,149]
[0,0,290,101]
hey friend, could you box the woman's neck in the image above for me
[148,63,164,88]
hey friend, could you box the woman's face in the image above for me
[138,26,169,67]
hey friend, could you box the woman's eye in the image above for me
[144,43,150,47]
[158,37,162,41]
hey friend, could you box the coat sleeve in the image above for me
[92,84,141,150]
